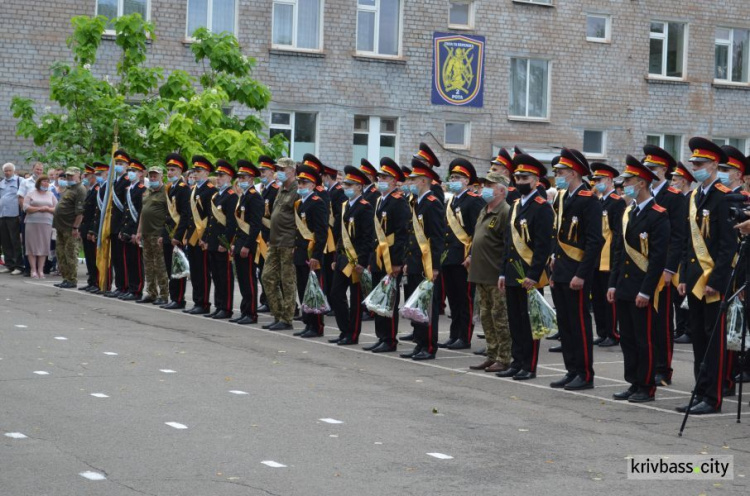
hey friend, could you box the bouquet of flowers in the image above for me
[301,271,330,315]
[171,246,190,279]
[512,261,557,339]
[400,278,434,324]
[727,297,749,352]
[360,268,373,296]
[363,275,398,317]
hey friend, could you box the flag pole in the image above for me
[95,121,119,290]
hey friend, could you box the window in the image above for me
[352,116,398,165]
[646,134,682,161]
[187,0,236,37]
[509,58,550,119]
[357,0,401,56]
[272,0,322,50]
[715,27,750,83]
[445,122,470,149]
[586,14,611,43]
[96,0,150,26]
[649,21,687,78]
[269,111,318,161]
[712,137,748,154]
[449,1,474,29]
[513,0,552,5]
[583,130,605,156]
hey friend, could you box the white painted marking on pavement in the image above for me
[165,422,187,429]
[229,390,248,395]
[5,432,27,439]
[90,393,109,398]
[159,369,176,374]
[103,352,118,356]
[319,418,343,424]
[79,471,106,481]
[261,461,287,468]
[15,325,27,328]
[54,337,68,341]
[427,453,453,460]
[33,371,49,375]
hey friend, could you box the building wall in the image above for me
[2,0,750,173]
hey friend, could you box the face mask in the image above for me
[197,178,207,187]
[188,179,196,187]
[168,176,179,184]
[40,186,49,192]
[276,172,288,183]
[148,180,161,189]
[595,182,607,193]
[82,178,90,187]
[114,165,125,175]
[480,187,495,202]
[448,180,464,193]
[96,176,106,185]
[127,171,137,182]
[717,171,731,186]
[623,185,637,198]
[297,187,310,197]
[219,182,229,192]
[344,188,356,199]
[400,184,411,194]
[693,168,710,183]
[555,176,569,189]
[260,176,269,185]
[409,184,420,195]
[377,181,390,193]
[58,179,68,188]
[238,181,251,191]
[517,183,533,196]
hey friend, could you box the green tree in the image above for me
[11,14,286,168]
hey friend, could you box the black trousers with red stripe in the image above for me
[687,294,726,409]
[654,285,674,380]
[235,254,257,320]
[616,299,656,396]
[506,285,541,373]
[443,264,475,343]
[592,270,618,340]
[330,269,362,341]
[124,241,143,296]
[296,264,325,334]
[187,245,211,309]
[673,285,689,337]
[111,237,127,291]
[162,243,187,304]
[404,275,440,354]
[83,237,98,287]
[208,249,233,313]
[372,271,402,345]
[551,283,595,381]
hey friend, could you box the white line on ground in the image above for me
[79,471,106,481]
[4,432,27,439]
[261,461,287,468]
[427,453,454,460]
[14,325,27,328]
[33,371,49,375]
[165,422,187,429]
[159,369,176,374]
[319,418,343,424]
[90,393,109,398]
[103,352,118,356]
[229,390,249,395]
[54,336,68,340]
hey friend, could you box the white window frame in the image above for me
[512,0,554,6]
[448,1,475,30]
[269,111,319,160]
[508,57,552,121]
[352,115,399,165]
[96,0,152,34]
[582,130,606,158]
[444,122,471,149]
[185,0,239,40]
[646,133,683,161]
[356,0,404,58]
[712,137,749,154]
[586,14,611,43]
[714,27,750,84]
[271,0,325,51]
[648,20,688,80]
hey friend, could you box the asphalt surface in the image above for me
[1,267,749,495]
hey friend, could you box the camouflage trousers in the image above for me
[261,246,295,324]
[142,235,168,299]
[476,283,511,364]
[56,228,80,284]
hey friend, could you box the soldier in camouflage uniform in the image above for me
[53,168,87,288]
[134,166,169,304]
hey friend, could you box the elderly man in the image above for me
[52,168,86,288]
[1,163,24,274]
[134,166,169,305]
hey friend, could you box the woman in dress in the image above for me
[23,175,57,278]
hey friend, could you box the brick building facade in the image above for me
[2,0,750,172]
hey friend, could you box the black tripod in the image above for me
[679,237,749,436]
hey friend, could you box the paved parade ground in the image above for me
[1,269,749,495]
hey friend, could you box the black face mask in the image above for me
[516,183,532,196]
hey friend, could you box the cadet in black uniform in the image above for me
[293,166,328,337]
[400,162,446,360]
[608,158,670,403]
[230,160,264,325]
[550,148,604,390]
[103,150,131,297]
[439,158,485,350]
[201,160,238,320]
[78,164,99,292]
[590,163,626,348]
[322,164,346,301]
[89,162,111,293]
[364,158,410,353]
[676,138,736,415]
[357,159,381,208]
[256,156,279,312]
[497,154,554,380]
[119,158,146,301]
[328,166,375,344]
[161,153,191,310]
[490,148,520,205]
[412,142,445,203]
[183,156,217,315]
[670,162,695,344]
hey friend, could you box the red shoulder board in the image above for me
[610,193,622,200]
[311,195,320,201]
[207,182,215,188]
[467,191,479,197]
[137,183,145,189]
[741,191,750,198]
[426,195,437,202]
[667,186,680,194]
[508,186,517,192]
[716,183,731,193]
[334,184,343,190]
[94,185,100,191]
[392,191,403,199]
[534,196,546,204]
[227,189,236,195]
[578,190,594,197]
[359,199,369,205]
[652,204,666,213]
[271,183,280,189]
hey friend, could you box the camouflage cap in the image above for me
[277,157,296,169]
[64,167,81,176]
[481,171,510,186]
[147,166,164,174]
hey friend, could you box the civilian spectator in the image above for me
[22,175,57,278]
[0,163,23,274]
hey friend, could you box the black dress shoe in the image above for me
[438,338,457,349]
[550,374,575,388]
[654,373,671,386]
[513,370,536,381]
[565,376,594,390]
[400,333,414,341]
[473,347,487,356]
[188,306,210,315]
[371,342,397,353]
[593,336,605,345]
[103,290,119,298]
[495,367,520,378]
[736,371,750,383]
[229,315,244,323]
[161,301,179,309]
[674,334,692,344]
[117,292,131,299]
[153,299,167,306]
[90,288,103,294]
[688,401,720,415]
[236,316,257,325]
[136,297,156,304]
[412,350,436,360]
[78,285,92,291]
[446,339,470,350]
[362,340,383,351]
[294,325,310,336]
[53,281,66,288]
[598,337,619,347]
[546,332,560,340]
[263,320,280,329]
[300,329,320,338]
[477,334,485,339]
[400,346,422,358]
[628,391,655,403]
[337,336,358,346]
[613,386,637,400]
[122,293,138,300]
[675,397,703,413]
[268,321,292,331]
[257,304,270,313]
[204,310,220,318]
[325,309,335,317]
[549,345,563,353]
[212,310,232,320]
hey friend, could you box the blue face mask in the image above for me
[148,180,161,189]
[297,187,310,197]
[344,188,356,199]
[481,187,495,202]
[276,172,287,183]
[693,167,710,183]
[409,184,420,195]
[58,179,68,188]
[377,181,390,193]
[717,170,731,186]
[260,176,269,185]
[82,178,90,187]
[168,176,179,184]
[197,178,207,187]
[595,182,607,193]
[448,180,464,193]
[555,176,569,189]
[623,185,637,198]
[238,181,251,191]
[219,182,229,192]
[400,184,411,194]
[188,179,196,187]
[127,171,137,182]
[114,165,125,175]
[96,176,106,185]
[40,186,49,192]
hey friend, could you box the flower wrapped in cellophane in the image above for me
[171,246,190,279]
[363,275,398,317]
[400,278,434,324]
[301,271,330,314]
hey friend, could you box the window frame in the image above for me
[512,0,554,6]
[582,130,606,158]
[444,121,471,149]
[585,13,611,43]
[646,133,683,161]
[712,137,749,154]
[714,26,750,85]
[448,1,475,30]
[271,0,325,52]
[508,57,552,122]
[648,20,689,80]
[185,0,239,40]
[352,115,400,165]
[269,110,320,160]
[355,0,404,58]
[96,0,152,33]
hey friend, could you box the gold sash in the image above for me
[412,208,433,280]
[600,212,612,271]
[340,203,360,282]
[688,188,719,303]
[554,190,565,232]
[234,200,268,263]
[510,201,548,288]
[621,206,665,308]
[446,197,472,258]
[188,187,208,246]
[294,200,315,258]
[210,193,226,226]
[373,198,395,274]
